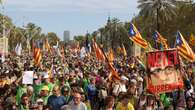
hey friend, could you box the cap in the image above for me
[27,86,34,92]
[43,74,49,79]
[36,98,44,103]
[61,86,70,94]
[130,79,137,84]
[121,75,129,81]
[137,77,143,82]
[132,74,138,77]
[33,74,38,79]
[64,87,69,91]
[41,86,49,91]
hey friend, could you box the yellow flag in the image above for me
[121,44,127,57]
[190,34,195,46]
[107,48,114,62]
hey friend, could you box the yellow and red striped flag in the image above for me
[128,23,148,49]
[34,47,42,66]
[107,62,121,81]
[92,39,105,61]
[107,48,114,62]
[121,44,127,57]
[175,32,195,62]
[153,31,168,49]
[92,39,120,81]
[45,39,51,52]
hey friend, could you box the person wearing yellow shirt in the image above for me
[116,94,134,110]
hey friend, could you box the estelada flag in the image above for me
[153,31,168,49]
[92,39,105,61]
[128,23,148,49]
[175,31,195,62]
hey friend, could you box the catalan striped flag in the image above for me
[108,62,121,81]
[153,31,168,49]
[92,39,105,61]
[128,23,148,49]
[121,44,127,57]
[60,46,65,60]
[48,64,54,79]
[175,31,195,62]
[107,48,114,62]
[45,39,51,52]
[34,42,42,66]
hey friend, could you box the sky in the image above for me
[1,0,139,40]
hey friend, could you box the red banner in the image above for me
[147,49,183,94]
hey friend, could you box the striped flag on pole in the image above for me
[153,31,168,49]
[175,31,195,62]
[34,42,42,66]
[92,39,105,61]
[121,44,127,57]
[128,23,148,49]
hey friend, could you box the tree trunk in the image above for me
[100,32,103,45]
[157,8,160,32]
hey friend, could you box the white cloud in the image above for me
[4,0,138,13]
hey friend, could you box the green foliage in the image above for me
[134,1,195,48]
[46,32,60,46]
[94,17,130,52]
[0,13,61,50]
[1,0,195,52]
[74,35,85,42]
[138,0,177,31]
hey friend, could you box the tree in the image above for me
[138,0,177,32]
[74,35,86,47]
[0,14,14,37]
[46,32,60,46]
[92,17,130,54]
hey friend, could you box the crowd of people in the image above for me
[0,48,194,110]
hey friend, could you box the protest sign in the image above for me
[146,49,183,94]
[22,71,34,84]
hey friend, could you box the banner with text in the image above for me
[147,49,183,94]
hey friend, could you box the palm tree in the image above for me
[97,17,128,51]
[138,0,177,32]
[46,32,60,46]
